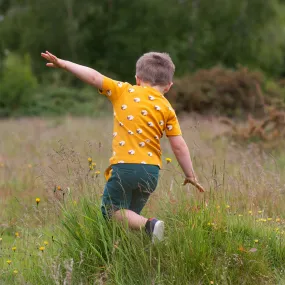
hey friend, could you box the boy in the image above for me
[41,51,204,242]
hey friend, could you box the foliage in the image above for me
[220,107,285,149]
[0,53,37,117]
[168,66,269,118]
[28,86,110,117]
[1,0,285,82]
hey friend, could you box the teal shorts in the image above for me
[101,163,159,217]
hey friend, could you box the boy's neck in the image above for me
[140,82,165,95]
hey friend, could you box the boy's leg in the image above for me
[113,209,165,243]
[113,209,147,229]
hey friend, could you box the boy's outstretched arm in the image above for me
[168,135,205,192]
[41,51,103,89]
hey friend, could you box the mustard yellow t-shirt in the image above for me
[99,76,182,179]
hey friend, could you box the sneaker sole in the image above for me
[152,220,165,243]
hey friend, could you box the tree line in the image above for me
[1,0,285,116]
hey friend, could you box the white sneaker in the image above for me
[145,218,165,243]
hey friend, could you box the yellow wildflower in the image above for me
[261,219,267,222]
[216,205,220,209]
[258,210,263,214]
[27,164,32,168]
[57,186,61,191]
[207,222,211,226]
[36,198,40,205]
[7,260,12,265]
[166,157,172,163]
[267,218,272,221]
[12,247,16,252]
[15,232,19,238]
[92,162,96,167]
[95,170,101,176]
[39,246,45,252]
[226,205,230,209]
[13,270,18,274]
[89,165,94,170]
[238,214,243,217]
[0,237,2,242]
[88,157,92,163]
[248,210,252,215]
[43,241,49,246]
[254,239,259,243]
[210,281,214,284]
[276,218,281,222]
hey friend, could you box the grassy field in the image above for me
[0,116,284,285]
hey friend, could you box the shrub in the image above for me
[168,66,270,118]
[27,86,110,117]
[0,53,38,117]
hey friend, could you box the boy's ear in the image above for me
[135,75,141,86]
[164,82,173,93]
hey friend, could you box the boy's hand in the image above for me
[183,177,205,193]
[41,51,66,69]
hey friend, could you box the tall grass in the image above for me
[0,117,284,284]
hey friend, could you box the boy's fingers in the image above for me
[183,179,205,192]
[195,183,205,193]
[46,51,57,61]
[41,53,50,60]
[46,63,57,68]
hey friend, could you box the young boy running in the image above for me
[41,51,204,242]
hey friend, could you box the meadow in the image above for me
[0,116,284,285]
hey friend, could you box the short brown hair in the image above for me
[136,52,175,86]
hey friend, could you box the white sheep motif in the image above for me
[137,128,143,134]
[127,115,134,121]
[106,90,112,96]
[117,82,123,87]
[148,122,154,127]
[128,88,135,93]
[154,105,161,111]
[134,98,140,103]
[128,130,134,135]
[167,125,173,131]
[141,110,148,116]
[139,142,145,147]
[148,95,155,101]
[128,150,135,155]
[119,141,125,146]
[121,105,127,110]
[148,152,153,157]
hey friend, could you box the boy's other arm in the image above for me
[41,51,103,89]
[168,135,205,192]
[168,135,196,180]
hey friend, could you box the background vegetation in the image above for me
[1,0,285,117]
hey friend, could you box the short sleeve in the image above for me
[98,76,129,102]
[165,108,182,137]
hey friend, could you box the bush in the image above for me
[168,66,271,118]
[0,53,38,117]
[27,86,110,117]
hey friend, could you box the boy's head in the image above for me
[136,52,175,92]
